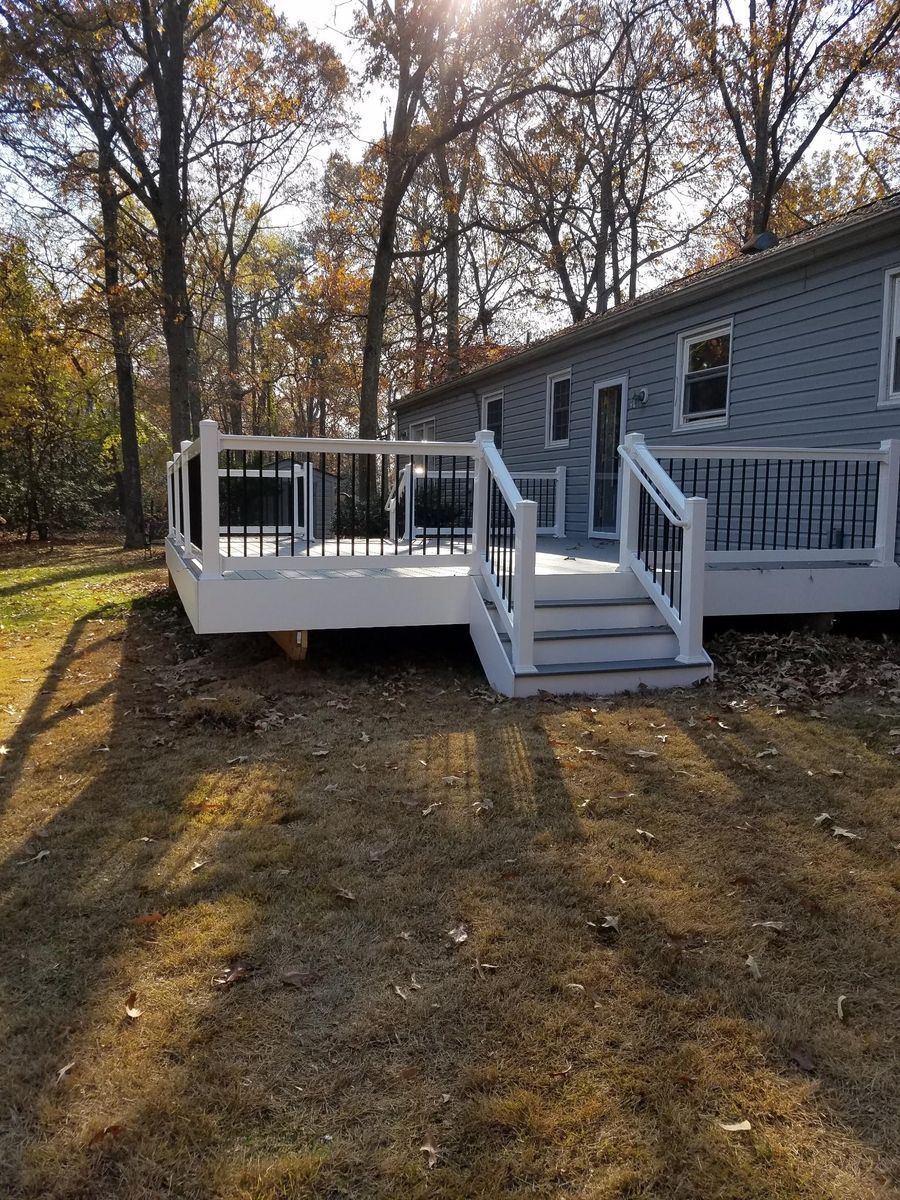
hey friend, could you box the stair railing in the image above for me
[472,430,538,673]
[618,433,707,664]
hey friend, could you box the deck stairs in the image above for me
[469,566,713,698]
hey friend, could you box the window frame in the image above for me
[673,319,733,432]
[407,418,436,443]
[545,369,572,448]
[878,267,900,409]
[480,389,504,450]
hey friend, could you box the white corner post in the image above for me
[511,497,537,673]
[199,420,221,577]
[874,439,900,566]
[677,495,708,663]
[618,432,644,570]
[166,461,175,538]
[179,439,192,554]
[553,465,567,536]
[471,429,494,563]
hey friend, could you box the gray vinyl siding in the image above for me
[397,227,900,564]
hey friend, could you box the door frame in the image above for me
[588,374,629,539]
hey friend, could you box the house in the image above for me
[165,195,900,697]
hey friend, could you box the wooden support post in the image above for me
[269,630,309,661]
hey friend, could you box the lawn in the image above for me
[1,540,899,1200]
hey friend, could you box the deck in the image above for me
[166,425,900,695]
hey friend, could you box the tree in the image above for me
[679,0,900,239]
[192,12,346,432]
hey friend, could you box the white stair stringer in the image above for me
[469,572,713,698]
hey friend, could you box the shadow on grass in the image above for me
[0,601,897,1199]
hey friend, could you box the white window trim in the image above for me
[878,266,900,408]
[481,389,504,448]
[408,418,436,442]
[545,369,572,448]
[673,319,733,432]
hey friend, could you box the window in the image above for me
[675,322,732,429]
[408,419,435,442]
[546,371,571,446]
[879,268,900,407]
[481,391,503,450]
[408,418,435,470]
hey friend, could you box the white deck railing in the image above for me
[618,434,707,663]
[649,440,899,566]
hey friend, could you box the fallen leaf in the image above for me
[745,954,762,980]
[447,923,468,945]
[751,920,785,932]
[125,991,142,1020]
[420,1138,440,1168]
[393,983,410,1001]
[636,827,656,842]
[600,914,620,933]
[190,860,208,872]
[310,749,329,758]
[814,812,833,826]
[55,1061,76,1086]
[627,749,657,759]
[718,1119,752,1132]
[359,731,371,744]
[832,827,861,840]
[442,774,463,786]
[132,913,164,926]
[334,885,356,901]
[226,756,248,766]
[837,994,847,1021]
[472,797,494,814]
[609,791,636,800]
[565,982,585,992]
[85,1124,124,1147]
[421,802,442,816]
[16,849,50,865]
[213,963,249,988]
[756,747,779,758]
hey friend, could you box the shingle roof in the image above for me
[394,191,900,410]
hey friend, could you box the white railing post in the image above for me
[874,439,900,565]
[553,465,566,537]
[511,498,538,672]
[471,430,493,561]
[166,461,174,537]
[402,463,415,542]
[618,433,644,570]
[179,439,192,554]
[677,495,708,663]
[199,420,221,577]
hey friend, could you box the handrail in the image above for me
[625,438,689,520]
[219,434,480,457]
[618,434,707,664]
[651,443,889,463]
[481,437,526,510]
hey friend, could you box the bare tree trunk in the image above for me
[98,150,144,549]
[360,175,402,439]
[221,274,243,433]
[434,147,461,378]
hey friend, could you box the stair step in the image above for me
[536,624,671,641]
[531,655,692,677]
[533,596,652,609]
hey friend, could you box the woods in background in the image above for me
[0,0,897,542]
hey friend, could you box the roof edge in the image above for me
[392,197,900,412]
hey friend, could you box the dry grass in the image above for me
[1,540,899,1200]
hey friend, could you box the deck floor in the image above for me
[219,535,620,581]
